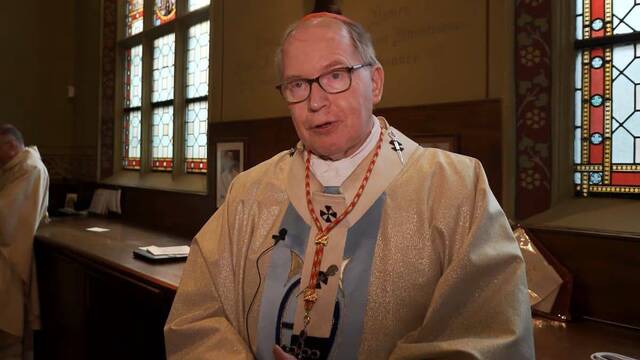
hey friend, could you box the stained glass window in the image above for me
[123,111,142,169]
[188,0,210,11]
[185,101,208,173]
[574,0,640,196]
[186,21,210,98]
[184,21,210,174]
[152,33,175,102]
[126,0,144,37]
[152,106,174,171]
[154,0,176,26]
[151,33,175,171]
[119,1,210,176]
[123,45,143,170]
[124,45,143,108]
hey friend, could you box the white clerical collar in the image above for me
[310,116,381,187]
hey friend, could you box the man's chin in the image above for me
[310,147,348,161]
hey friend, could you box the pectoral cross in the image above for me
[389,139,405,164]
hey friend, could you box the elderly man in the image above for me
[0,124,48,359]
[165,13,534,360]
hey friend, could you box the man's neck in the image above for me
[309,117,380,187]
[317,118,375,161]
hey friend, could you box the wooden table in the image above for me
[34,216,189,360]
[36,215,187,291]
[534,317,640,359]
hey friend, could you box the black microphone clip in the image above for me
[272,228,287,244]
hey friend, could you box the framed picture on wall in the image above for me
[215,140,246,207]
[414,134,459,153]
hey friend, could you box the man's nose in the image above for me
[308,81,328,112]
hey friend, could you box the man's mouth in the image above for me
[312,121,336,130]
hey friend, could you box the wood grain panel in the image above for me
[212,99,503,202]
[528,225,640,328]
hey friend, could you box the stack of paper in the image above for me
[139,245,190,256]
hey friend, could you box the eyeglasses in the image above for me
[276,63,372,104]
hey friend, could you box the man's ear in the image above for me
[371,64,384,105]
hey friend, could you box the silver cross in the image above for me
[388,130,405,164]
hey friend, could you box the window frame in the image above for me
[105,0,218,194]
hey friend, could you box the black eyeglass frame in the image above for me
[276,63,373,104]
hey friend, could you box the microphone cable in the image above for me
[246,228,287,359]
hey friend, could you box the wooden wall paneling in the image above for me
[529,226,640,328]
[86,265,169,359]
[119,187,214,239]
[35,244,89,359]
[212,99,503,203]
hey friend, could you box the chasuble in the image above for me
[165,118,534,359]
[0,146,48,338]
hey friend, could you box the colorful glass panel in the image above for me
[152,33,175,103]
[124,45,143,108]
[575,43,640,194]
[576,0,584,40]
[612,1,640,35]
[126,0,144,37]
[186,21,210,99]
[188,0,210,11]
[575,0,640,195]
[154,0,176,26]
[152,106,174,171]
[185,101,208,173]
[123,110,142,169]
[577,0,640,40]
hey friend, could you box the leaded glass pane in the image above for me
[612,44,639,163]
[578,0,609,39]
[578,0,640,39]
[185,101,208,173]
[154,0,176,26]
[125,45,143,108]
[152,33,175,103]
[123,110,141,170]
[186,21,210,99]
[574,43,640,195]
[188,0,210,11]
[126,0,143,37]
[152,106,174,171]
[613,0,640,35]
[576,0,584,40]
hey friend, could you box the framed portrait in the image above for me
[215,141,245,207]
[414,134,459,153]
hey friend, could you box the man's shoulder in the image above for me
[2,147,47,180]
[411,147,481,176]
[22,148,49,178]
[391,147,486,197]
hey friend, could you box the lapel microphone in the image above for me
[272,228,288,244]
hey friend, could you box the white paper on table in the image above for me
[139,245,190,256]
[86,227,111,232]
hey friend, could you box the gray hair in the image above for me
[274,15,380,81]
[0,124,24,146]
